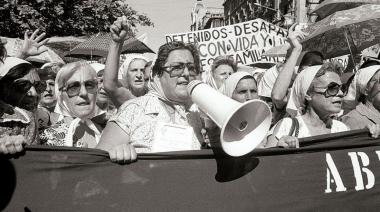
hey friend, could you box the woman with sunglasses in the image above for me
[265,62,350,148]
[39,62,102,148]
[0,57,44,154]
[341,65,380,136]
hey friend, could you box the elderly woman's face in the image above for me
[96,71,109,104]
[160,49,197,103]
[232,78,258,103]
[13,69,43,112]
[309,72,343,116]
[62,68,97,119]
[40,79,56,108]
[127,59,147,92]
[213,64,234,88]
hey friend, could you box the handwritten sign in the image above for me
[165,18,288,72]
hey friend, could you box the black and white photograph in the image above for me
[1,0,380,211]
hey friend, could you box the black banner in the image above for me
[2,129,380,211]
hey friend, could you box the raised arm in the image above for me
[103,16,135,108]
[16,29,49,59]
[271,24,306,110]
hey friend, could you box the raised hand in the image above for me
[277,135,300,148]
[367,123,380,138]
[287,24,308,50]
[0,135,25,154]
[110,15,133,43]
[108,143,137,164]
[17,29,49,59]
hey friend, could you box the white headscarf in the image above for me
[0,57,30,79]
[118,54,148,82]
[203,70,219,90]
[344,65,380,105]
[219,71,253,98]
[54,61,101,147]
[147,75,190,120]
[286,65,322,117]
[89,62,105,74]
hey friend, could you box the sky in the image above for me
[127,0,225,56]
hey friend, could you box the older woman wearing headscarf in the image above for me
[39,61,102,148]
[97,27,204,163]
[201,71,260,148]
[118,54,149,90]
[204,55,237,90]
[219,71,259,103]
[36,66,61,131]
[0,57,43,154]
[103,26,149,108]
[266,62,350,148]
[341,65,380,134]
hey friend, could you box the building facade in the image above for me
[223,0,325,27]
[190,0,225,31]
[223,0,278,25]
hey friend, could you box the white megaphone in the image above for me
[188,80,272,157]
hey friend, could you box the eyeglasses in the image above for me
[59,80,98,97]
[314,82,347,98]
[13,80,46,94]
[162,63,198,77]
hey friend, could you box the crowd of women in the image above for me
[1,15,380,163]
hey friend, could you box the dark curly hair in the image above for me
[299,51,324,67]
[152,41,201,77]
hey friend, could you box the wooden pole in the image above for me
[296,0,307,24]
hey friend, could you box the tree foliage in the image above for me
[0,0,154,38]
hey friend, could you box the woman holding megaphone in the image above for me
[97,17,205,163]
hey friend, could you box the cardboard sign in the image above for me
[165,18,288,72]
[152,122,194,152]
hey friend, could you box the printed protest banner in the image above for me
[328,54,350,69]
[3,130,380,211]
[165,18,288,72]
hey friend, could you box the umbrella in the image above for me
[2,37,65,64]
[65,33,155,58]
[302,4,380,60]
[311,0,380,21]
[45,36,86,59]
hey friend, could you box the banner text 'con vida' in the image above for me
[165,19,288,71]
[325,151,380,193]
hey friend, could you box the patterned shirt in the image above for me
[109,93,204,153]
[39,119,100,148]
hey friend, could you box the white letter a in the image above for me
[325,153,347,193]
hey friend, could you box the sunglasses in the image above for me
[59,80,98,97]
[162,63,198,78]
[13,80,46,94]
[314,82,347,98]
